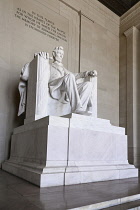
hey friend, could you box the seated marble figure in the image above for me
[18,46,97,117]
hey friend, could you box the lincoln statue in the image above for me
[18,46,97,116]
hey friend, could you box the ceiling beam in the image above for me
[97,0,139,16]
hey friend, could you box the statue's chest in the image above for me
[50,65,65,81]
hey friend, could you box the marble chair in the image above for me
[24,55,97,124]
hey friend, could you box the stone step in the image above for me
[103,199,140,209]
[14,115,125,135]
[63,114,125,135]
[68,194,140,210]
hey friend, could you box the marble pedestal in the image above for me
[2,114,138,187]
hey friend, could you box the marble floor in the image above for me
[0,169,140,210]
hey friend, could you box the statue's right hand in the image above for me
[40,52,48,59]
[39,52,48,59]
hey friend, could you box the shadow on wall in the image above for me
[4,80,25,161]
[11,82,25,126]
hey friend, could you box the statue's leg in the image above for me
[18,86,26,116]
[63,74,82,111]
[77,81,92,111]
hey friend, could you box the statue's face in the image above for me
[54,49,64,63]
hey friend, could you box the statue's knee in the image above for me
[85,81,92,88]
[67,73,75,80]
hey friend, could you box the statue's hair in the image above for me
[52,46,64,56]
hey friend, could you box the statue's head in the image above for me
[52,46,64,63]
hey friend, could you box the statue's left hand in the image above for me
[86,70,97,77]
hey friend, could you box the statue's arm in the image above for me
[63,67,71,75]
[74,72,86,80]
[74,70,97,80]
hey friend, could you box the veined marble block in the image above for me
[2,114,138,187]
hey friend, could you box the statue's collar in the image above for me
[52,61,63,68]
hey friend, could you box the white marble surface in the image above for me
[65,165,138,185]
[14,116,69,134]
[67,160,129,166]
[40,173,64,187]
[120,3,140,167]
[11,125,69,166]
[65,170,120,185]
[63,113,125,134]
[47,125,69,162]
[119,168,139,179]
[68,127,127,162]
[2,115,138,187]
[2,160,138,188]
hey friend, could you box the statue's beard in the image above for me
[53,60,63,67]
[54,57,63,64]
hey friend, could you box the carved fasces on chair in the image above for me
[25,55,50,123]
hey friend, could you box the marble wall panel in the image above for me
[120,2,140,166]
[120,2,140,129]
[80,16,119,125]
